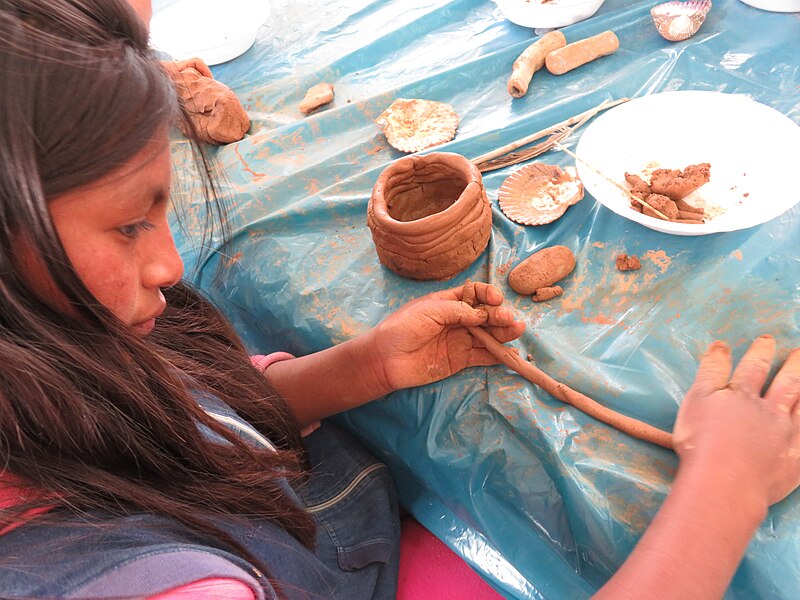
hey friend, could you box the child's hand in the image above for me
[674,336,800,508]
[368,282,525,391]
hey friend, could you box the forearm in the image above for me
[263,332,391,428]
[594,460,767,600]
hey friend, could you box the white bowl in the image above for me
[150,0,271,65]
[738,0,800,12]
[494,0,606,29]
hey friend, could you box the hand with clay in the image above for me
[595,335,800,600]
[367,282,526,392]
[674,335,800,508]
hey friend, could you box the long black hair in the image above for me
[0,0,315,584]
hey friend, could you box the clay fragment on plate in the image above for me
[497,162,584,226]
[651,0,712,42]
[375,98,459,153]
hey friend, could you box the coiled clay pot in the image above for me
[367,152,491,281]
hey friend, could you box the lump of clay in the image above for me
[375,98,459,154]
[498,162,584,226]
[508,245,575,298]
[367,152,491,281]
[300,82,335,115]
[173,67,250,145]
[649,163,710,199]
[532,286,564,302]
[616,254,641,271]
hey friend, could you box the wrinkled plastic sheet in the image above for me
[169,1,800,598]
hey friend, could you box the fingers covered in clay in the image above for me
[507,31,566,98]
[688,340,733,396]
[764,348,800,415]
[545,30,619,75]
[172,67,250,145]
[162,57,213,79]
[728,334,776,395]
[300,82,335,114]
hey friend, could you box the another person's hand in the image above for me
[674,335,800,508]
[368,282,525,391]
[161,58,213,79]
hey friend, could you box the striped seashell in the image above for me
[651,0,712,42]
[497,163,584,226]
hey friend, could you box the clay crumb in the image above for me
[299,83,335,115]
[616,254,641,271]
[531,285,564,302]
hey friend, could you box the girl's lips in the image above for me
[132,318,156,334]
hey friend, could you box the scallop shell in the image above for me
[651,0,712,42]
[375,98,459,153]
[497,163,584,226]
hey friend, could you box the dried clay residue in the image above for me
[642,249,671,273]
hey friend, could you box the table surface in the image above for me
[169,1,800,598]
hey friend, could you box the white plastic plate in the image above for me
[574,91,800,236]
[150,0,271,66]
[738,0,800,12]
[494,0,606,29]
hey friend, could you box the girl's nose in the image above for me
[142,219,184,290]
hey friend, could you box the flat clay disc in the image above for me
[376,98,459,153]
[497,162,584,226]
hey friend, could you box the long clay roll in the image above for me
[545,30,620,75]
[507,31,567,98]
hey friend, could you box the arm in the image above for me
[264,283,525,428]
[595,336,800,599]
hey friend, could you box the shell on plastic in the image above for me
[651,0,712,42]
[375,98,459,153]
[497,163,584,226]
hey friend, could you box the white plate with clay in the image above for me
[150,0,271,65]
[573,91,800,236]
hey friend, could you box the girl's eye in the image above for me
[118,221,155,238]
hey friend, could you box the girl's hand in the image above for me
[368,282,525,392]
[674,335,800,508]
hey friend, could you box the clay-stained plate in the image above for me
[575,91,800,235]
[498,162,584,225]
[376,98,459,153]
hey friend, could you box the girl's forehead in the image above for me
[50,142,172,218]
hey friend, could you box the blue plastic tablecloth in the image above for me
[169,1,800,597]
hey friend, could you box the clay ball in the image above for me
[367,152,491,281]
[508,245,575,295]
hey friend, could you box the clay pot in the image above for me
[367,152,492,281]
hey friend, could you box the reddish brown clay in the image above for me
[172,67,250,144]
[508,245,575,295]
[616,254,641,271]
[367,152,491,281]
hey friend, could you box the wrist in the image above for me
[675,453,769,527]
[347,329,395,398]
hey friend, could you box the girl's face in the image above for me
[40,135,184,334]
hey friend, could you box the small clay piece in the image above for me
[651,0,712,42]
[299,82,335,114]
[623,173,651,202]
[375,98,459,153]
[172,67,250,145]
[544,31,620,76]
[532,286,563,302]
[367,152,491,281]
[649,163,711,200]
[642,194,679,220]
[507,31,567,98]
[497,162,584,226]
[616,254,641,271]
[508,245,575,296]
